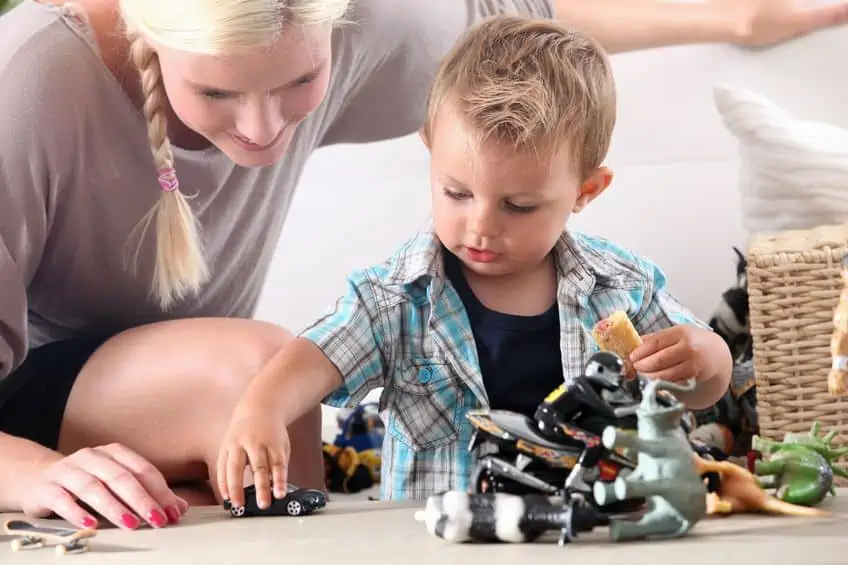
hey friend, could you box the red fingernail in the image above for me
[148,509,167,528]
[165,506,180,524]
[121,514,140,529]
[82,516,98,529]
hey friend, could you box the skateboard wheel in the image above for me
[11,539,42,551]
[56,543,86,556]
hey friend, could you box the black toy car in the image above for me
[223,483,327,518]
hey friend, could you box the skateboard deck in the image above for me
[4,519,96,555]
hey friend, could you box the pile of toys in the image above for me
[322,402,383,494]
[416,309,845,546]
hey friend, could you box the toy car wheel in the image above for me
[230,506,246,517]
[471,459,496,494]
[286,500,303,516]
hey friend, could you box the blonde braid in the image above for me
[128,33,209,310]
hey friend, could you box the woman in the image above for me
[0,0,844,532]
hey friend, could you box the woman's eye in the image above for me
[200,89,231,100]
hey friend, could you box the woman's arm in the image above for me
[0,433,61,512]
[553,0,848,54]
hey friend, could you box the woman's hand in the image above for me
[17,443,188,530]
[720,0,848,48]
[216,401,291,511]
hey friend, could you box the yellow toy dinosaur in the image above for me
[828,252,848,397]
[693,455,829,517]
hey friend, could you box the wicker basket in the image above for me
[747,223,848,482]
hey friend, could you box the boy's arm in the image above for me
[632,264,733,411]
[239,271,392,426]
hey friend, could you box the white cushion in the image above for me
[713,83,848,239]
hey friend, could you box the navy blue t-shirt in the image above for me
[443,249,563,418]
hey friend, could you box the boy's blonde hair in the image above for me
[423,15,616,177]
[117,0,350,310]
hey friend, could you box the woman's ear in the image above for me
[418,127,431,150]
[573,166,613,213]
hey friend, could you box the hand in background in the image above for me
[216,402,291,510]
[722,0,848,48]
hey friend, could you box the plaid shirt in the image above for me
[299,225,708,501]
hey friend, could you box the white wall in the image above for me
[253,27,848,438]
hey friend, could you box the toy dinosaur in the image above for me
[751,422,848,507]
[694,455,829,517]
[592,378,707,542]
[0,0,22,15]
[828,251,848,396]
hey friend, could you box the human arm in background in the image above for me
[319,0,848,148]
[628,263,733,411]
[216,270,393,509]
[551,0,848,54]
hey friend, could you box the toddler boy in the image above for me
[217,15,733,506]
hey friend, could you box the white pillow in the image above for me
[713,83,848,239]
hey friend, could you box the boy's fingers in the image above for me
[633,338,688,373]
[270,451,288,500]
[226,449,247,508]
[216,450,229,502]
[638,358,694,383]
[248,447,273,510]
[630,327,679,361]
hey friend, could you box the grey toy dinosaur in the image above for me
[593,377,707,542]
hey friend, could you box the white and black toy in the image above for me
[415,490,604,546]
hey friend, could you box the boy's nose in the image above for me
[469,208,499,237]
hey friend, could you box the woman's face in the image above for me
[154,23,333,167]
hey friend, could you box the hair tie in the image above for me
[157,167,180,193]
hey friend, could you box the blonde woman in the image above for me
[0,0,844,532]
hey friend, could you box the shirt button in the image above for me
[418,367,432,384]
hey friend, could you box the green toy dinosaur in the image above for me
[593,378,707,542]
[1,0,22,15]
[752,422,848,507]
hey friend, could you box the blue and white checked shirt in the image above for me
[299,225,708,501]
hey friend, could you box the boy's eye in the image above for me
[443,187,470,200]
[505,201,538,213]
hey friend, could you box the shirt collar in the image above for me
[384,222,604,297]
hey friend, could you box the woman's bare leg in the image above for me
[56,318,325,507]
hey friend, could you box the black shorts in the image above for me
[0,336,109,450]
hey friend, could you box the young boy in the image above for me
[217,15,733,507]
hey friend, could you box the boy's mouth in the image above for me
[464,247,499,263]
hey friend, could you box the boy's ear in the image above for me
[418,127,430,149]
[573,166,613,213]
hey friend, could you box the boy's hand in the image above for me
[216,403,291,511]
[629,325,720,383]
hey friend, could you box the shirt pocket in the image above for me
[384,358,465,451]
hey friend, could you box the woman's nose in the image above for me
[235,97,285,146]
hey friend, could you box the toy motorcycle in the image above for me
[467,352,713,509]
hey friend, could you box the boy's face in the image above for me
[424,102,612,278]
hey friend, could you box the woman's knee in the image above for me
[58,318,297,473]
